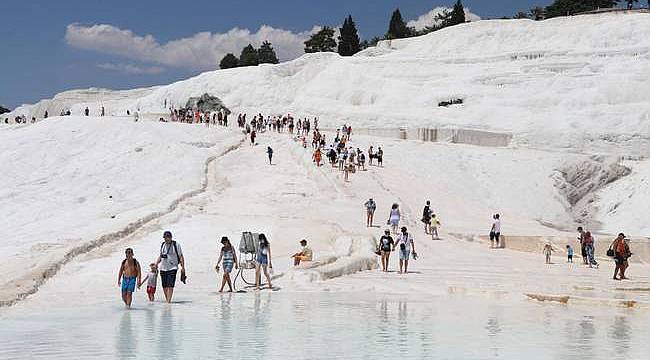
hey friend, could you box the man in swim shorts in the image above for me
[117,248,142,308]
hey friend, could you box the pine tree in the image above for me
[450,0,466,25]
[304,27,337,53]
[338,15,361,56]
[258,41,279,64]
[0,105,9,115]
[545,0,619,18]
[386,8,411,39]
[530,6,546,20]
[239,44,259,67]
[219,53,239,69]
[515,11,530,19]
[434,1,466,31]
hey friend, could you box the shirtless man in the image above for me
[117,248,142,308]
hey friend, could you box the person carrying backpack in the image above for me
[155,231,186,303]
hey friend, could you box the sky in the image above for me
[0,0,554,109]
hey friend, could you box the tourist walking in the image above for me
[255,234,273,290]
[216,236,238,293]
[584,231,599,268]
[543,241,554,264]
[117,248,142,308]
[566,245,574,263]
[388,203,401,234]
[395,227,415,274]
[577,227,587,264]
[155,231,186,303]
[379,229,394,272]
[489,214,501,248]
[430,214,441,240]
[139,263,158,302]
[266,146,273,165]
[364,198,377,227]
[422,200,432,234]
[610,233,631,280]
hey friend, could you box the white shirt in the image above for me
[492,219,501,233]
[159,241,183,271]
[396,233,413,252]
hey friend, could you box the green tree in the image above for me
[239,44,259,67]
[304,27,337,53]
[386,8,412,39]
[435,0,467,30]
[450,0,467,25]
[338,15,361,56]
[530,6,546,20]
[258,41,279,64]
[219,53,239,69]
[0,105,10,115]
[515,11,530,19]
[545,0,619,18]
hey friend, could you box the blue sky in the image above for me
[1,0,552,108]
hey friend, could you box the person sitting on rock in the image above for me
[292,239,313,266]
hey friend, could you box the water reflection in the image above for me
[117,312,137,359]
[156,306,178,359]
[4,294,650,359]
[609,316,631,357]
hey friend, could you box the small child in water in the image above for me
[543,242,554,264]
[140,263,158,302]
[566,245,574,263]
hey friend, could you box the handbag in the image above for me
[606,248,615,257]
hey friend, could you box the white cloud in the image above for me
[96,62,164,74]
[407,7,481,31]
[65,23,316,71]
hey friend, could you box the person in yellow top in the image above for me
[292,239,313,266]
[430,214,441,240]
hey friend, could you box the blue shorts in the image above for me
[399,249,410,261]
[257,254,268,266]
[121,276,136,293]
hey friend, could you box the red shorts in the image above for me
[146,286,156,295]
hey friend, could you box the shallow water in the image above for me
[326,127,513,147]
[1,292,649,359]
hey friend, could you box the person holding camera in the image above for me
[395,227,415,274]
[155,230,186,303]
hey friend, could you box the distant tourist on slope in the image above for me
[395,227,415,274]
[566,245,574,263]
[364,198,377,227]
[610,233,631,280]
[84,107,89,116]
[155,231,186,303]
[388,203,401,234]
[313,148,322,166]
[584,231,598,268]
[117,248,141,308]
[543,241,554,264]
[577,227,587,264]
[490,214,501,248]
[255,234,273,290]
[250,130,256,146]
[291,239,313,266]
[379,229,394,272]
[430,214,441,240]
[266,146,273,165]
[422,200,433,234]
[377,147,384,167]
[216,236,238,293]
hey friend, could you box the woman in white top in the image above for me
[388,203,401,234]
